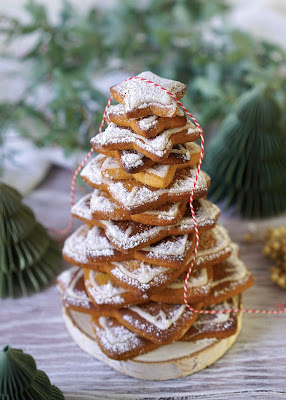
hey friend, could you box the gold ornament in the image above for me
[263,226,286,289]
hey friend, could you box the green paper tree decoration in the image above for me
[203,84,286,218]
[0,183,61,297]
[0,345,64,399]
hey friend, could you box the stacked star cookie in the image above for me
[58,72,254,380]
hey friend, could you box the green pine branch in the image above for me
[0,0,285,169]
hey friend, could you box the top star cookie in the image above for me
[110,71,187,118]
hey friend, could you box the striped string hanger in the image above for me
[54,75,286,316]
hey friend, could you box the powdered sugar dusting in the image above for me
[64,268,92,309]
[98,199,219,252]
[144,202,180,218]
[81,154,106,185]
[112,71,186,114]
[86,226,116,257]
[100,220,164,251]
[169,268,209,289]
[138,115,159,131]
[71,194,92,221]
[86,270,126,305]
[95,316,146,356]
[63,225,90,265]
[211,244,251,296]
[126,304,186,331]
[194,225,232,266]
[90,189,119,213]
[111,260,168,285]
[108,168,208,209]
[119,142,199,172]
[81,154,208,211]
[145,164,171,179]
[146,233,190,259]
[91,121,198,159]
[57,266,79,291]
[121,150,144,169]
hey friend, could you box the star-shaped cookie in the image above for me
[110,71,187,118]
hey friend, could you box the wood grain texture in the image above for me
[1,166,286,400]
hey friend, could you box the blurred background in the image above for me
[0,0,285,218]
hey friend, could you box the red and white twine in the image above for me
[55,76,286,316]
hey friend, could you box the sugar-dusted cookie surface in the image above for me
[134,233,195,269]
[57,267,98,314]
[81,155,210,214]
[91,296,240,361]
[58,267,146,315]
[91,121,200,163]
[87,228,195,269]
[63,225,130,265]
[116,142,200,174]
[83,269,146,309]
[110,71,187,118]
[182,296,240,342]
[203,244,254,306]
[90,199,219,254]
[107,104,187,138]
[63,225,193,269]
[72,191,188,226]
[102,259,186,298]
[101,143,201,189]
[92,316,159,360]
[150,267,213,304]
[194,224,232,268]
[61,225,107,270]
[63,223,232,271]
[111,301,200,345]
[63,304,243,374]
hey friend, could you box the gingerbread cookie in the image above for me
[194,224,233,268]
[83,269,146,310]
[63,223,232,272]
[98,260,186,299]
[203,244,254,307]
[110,71,187,118]
[72,191,188,226]
[61,225,105,270]
[101,143,201,189]
[57,267,98,314]
[182,296,240,342]
[63,225,194,269]
[110,301,200,345]
[150,267,213,304]
[107,104,187,138]
[121,142,201,174]
[88,199,219,254]
[63,225,129,266]
[92,316,158,360]
[136,224,232,270]
[91,121,200,164]
[58,267,145,315]
[88,229,195,269]
[116,142,201,174]
[81,155,210,214]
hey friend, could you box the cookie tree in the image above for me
[204,84,286,218]
[0,183,61,297]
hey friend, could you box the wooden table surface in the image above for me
[1,166,286,400]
